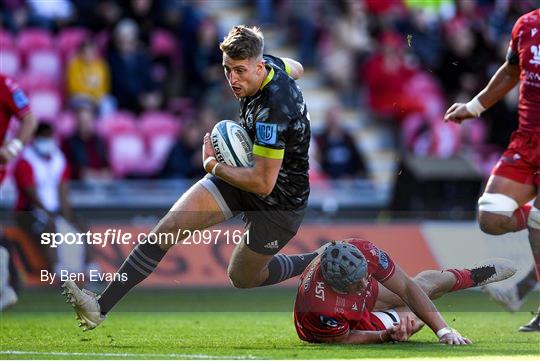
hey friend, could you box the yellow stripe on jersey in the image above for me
[253,144,284,159]
[283,59,291,76]
[260,67,275,90]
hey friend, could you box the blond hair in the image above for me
[219,25,264,60]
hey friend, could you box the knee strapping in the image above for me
[478,193,519,217]
[527,206,540,229]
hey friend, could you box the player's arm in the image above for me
[444,61,520,123]
[202,133,281,196]
[314,315,416,344]
[0,98,37,163]
[382,266,472,345]
[281,58,304,80]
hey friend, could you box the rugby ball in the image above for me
[211,120,254,167]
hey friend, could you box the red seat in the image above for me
[57,27,90,61]
[28,87,62,120]
[56,111,77,138]
[0,48,21,76]
[150,29,178,59]
[26,49,62,80]
[0,30,14,49]
[17,29,54,58]
[108,131,148,177]
[139,112,181,168]
[96,111,137,138]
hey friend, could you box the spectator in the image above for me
[160,120,205,179]
[14,123,97,275]
[62,100,111,181]
[315,105,367,179]
[66,39,115,117]
[107,18,161,113]
[361,31,422,122]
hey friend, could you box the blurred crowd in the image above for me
[0,0,538,182]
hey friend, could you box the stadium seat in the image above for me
[56,111,77,138]
[108,131,148,177]
[96,111,137,138]
[28,87,62,120]
[17,28,54,59]
[0,30,14,49]
[0,48,21,76]
[150,29,179,59]
[57,27,90,61]
[26,49,62,80]
[139,112,180,168]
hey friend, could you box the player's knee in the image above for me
[477,193,519,235]
[227,267,258,289]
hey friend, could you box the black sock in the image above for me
[262,252,318,286]
[98,242,166,315]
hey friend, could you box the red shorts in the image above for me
[492,130,540,187]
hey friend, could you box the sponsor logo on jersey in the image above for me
[256,123,278,145]
[315,281,325,301]
[12,89,29,109]
[532,28,538,37]
[319,315,339,328]
[352,303,358,311]
[530,45,540,65]
[378,251,389,270]
[302,262,316,291]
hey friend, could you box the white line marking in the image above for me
[0,350,261,359]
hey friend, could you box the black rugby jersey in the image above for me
[238,54,311,210]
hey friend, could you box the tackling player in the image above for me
[444,9,540,331]
[63,26,316,330]
[0,72,38,310]
[294,240,515,344]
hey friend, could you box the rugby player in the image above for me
[63,26,316,330]
[444,9,540,331]
[0,72,37,310]
[294,240,516,344]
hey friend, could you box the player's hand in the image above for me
[438,329,472,345]
[387,315,415,342]
[202,132,216,164]
[202,133,216,173]
[0,146,14,164]
[444,103,474,124]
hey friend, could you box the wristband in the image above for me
[211,162,220,176]
[436,327,454,339]
[465,97,486,117]
[203,156,216,172]
[5,139,23,157]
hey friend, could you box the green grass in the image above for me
[1,289,539,359]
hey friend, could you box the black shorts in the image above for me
[199,175,306,255]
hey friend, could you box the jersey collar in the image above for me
[259,65,274,90]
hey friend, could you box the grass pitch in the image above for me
[1,288,539,359]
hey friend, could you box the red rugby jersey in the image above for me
[508,9,540,132]
[293,239,395,342]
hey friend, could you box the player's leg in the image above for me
[519,305,540,332]
[375,259,516,310]
[227,208,323,288]
[478,175,538,316]
[518,190,540,331]
[477,175,535,235]
[63,179,227,329]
